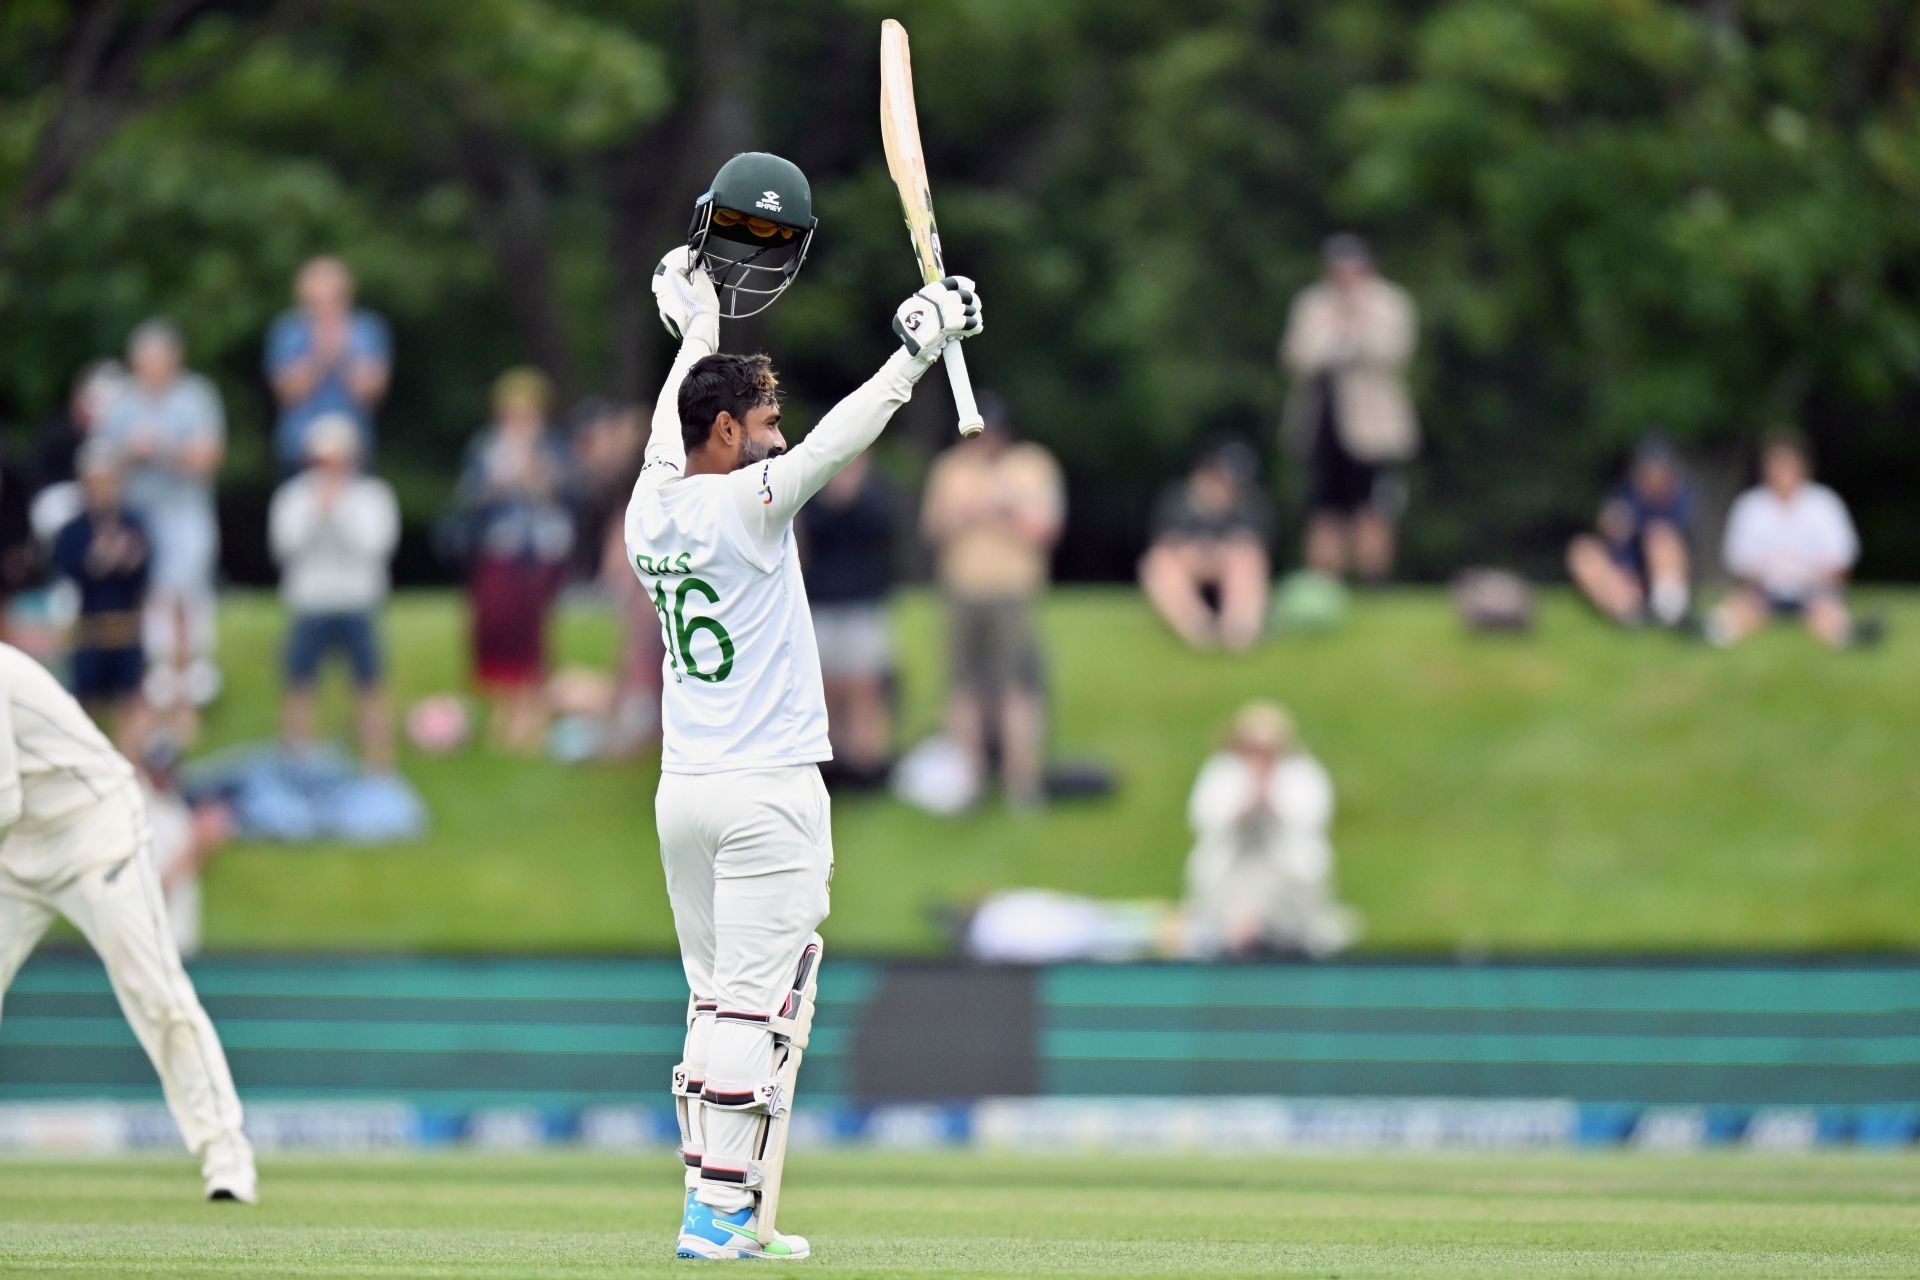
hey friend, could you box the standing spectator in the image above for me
[1280,233,1419,583]
[1709,432,1874,649]
[456,368,574,753]
[569,396,662,755]
[1182,701,1357,958]
[266,255,392,470]
[98,318,225,724]
[31,363,126,559]
[1139,443,1272,652]
[798,453,900,786]
[920,396,1064,808]
[1567,437,1695,628]
[51,444,150,746]
[269,414,401,770]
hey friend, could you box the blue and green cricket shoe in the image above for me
[676,1195,811,1260]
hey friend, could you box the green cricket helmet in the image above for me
[687,152,819,319]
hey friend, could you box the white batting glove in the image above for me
[893,275,983,367]
[653,246,719,346]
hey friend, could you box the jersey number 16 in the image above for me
[653,577,736,683]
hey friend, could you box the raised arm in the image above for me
[640,248,721,486]
[727,276,984,562]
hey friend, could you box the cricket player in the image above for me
[0,643,256,1202]
[628,158,982,1261]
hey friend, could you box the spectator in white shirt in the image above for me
[1182,701,1359,958]
[269,414,401,768]
[1710,431,1874,649]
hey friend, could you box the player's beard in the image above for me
[738,435,784,468]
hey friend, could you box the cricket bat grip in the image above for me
[944,340,985,437]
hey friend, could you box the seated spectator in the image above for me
[266,255,391,471]
[136,733,234,960]
[569,397,661,755]
[1182,701,1358,958]
[269,414,401,770]
[99,317,225,721]
[1567,437,1694,628]
[51,444,151,747]
[798,453,900,786]
[456,368,573,753]
[1139,443,1271,651]
[1709,431,1875,649]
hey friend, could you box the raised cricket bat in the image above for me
[880,18,984,436]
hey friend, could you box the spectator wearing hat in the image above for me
[51,443,151,746]
[269,413,401,769]
[1139,443,1272,651]
[455,368,574,752]
[1182,701,1357,958]
[1567,437,1696,628]
[98,318,225,721]
[1709,431,1875,649]
[266,256,392,470]
[1280,233,1419,583]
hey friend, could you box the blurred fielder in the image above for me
[0,643,255,1202]
[626,152,981,1260]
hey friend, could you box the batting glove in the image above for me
[653,247,720,346]
[893,275,983,366]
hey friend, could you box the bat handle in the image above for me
[944,340,985,436]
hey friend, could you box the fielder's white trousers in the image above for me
[0,786,251,1172]
[656,763,832,1209]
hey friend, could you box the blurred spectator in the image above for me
[51,443,150,747]
[1139,442,1271,652]
[798,453,900,785]
[920,395,1064,808]
[33,360,124,503]
[32,365,127,588]
[269,414,401,770]
[569,396,661,756]
[567,397,642,579]
[99,318,225,724]
[1567,437,1695,628]
[1182,701,1357,958]
[1280,233,1419,583]
[136,734,234,959]
[266,255,391,470]
[456,368,573,752]
[1709,431,1875,649]
[0,446,39,630]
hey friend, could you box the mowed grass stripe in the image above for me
[2,1153,1917,1277]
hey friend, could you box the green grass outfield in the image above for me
[191,587,1920,953]
[1,1152,1917,1278]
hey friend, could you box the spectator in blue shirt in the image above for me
[1567,436,1695,628]
[265,256,391,470]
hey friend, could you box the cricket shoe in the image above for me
[676,1196,810,1260]
[203,1159,258,1204]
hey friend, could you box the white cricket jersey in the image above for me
[627,333,925,775]
[0,642,137,879]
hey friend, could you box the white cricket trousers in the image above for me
[0,786,250,1171]
[656,763,832,1209]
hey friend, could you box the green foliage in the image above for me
[1,1,1917,579]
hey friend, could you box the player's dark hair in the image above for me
[680,353,781,452]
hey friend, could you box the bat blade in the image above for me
[880,18,983,436]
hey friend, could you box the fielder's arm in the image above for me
[0,679,20,833]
